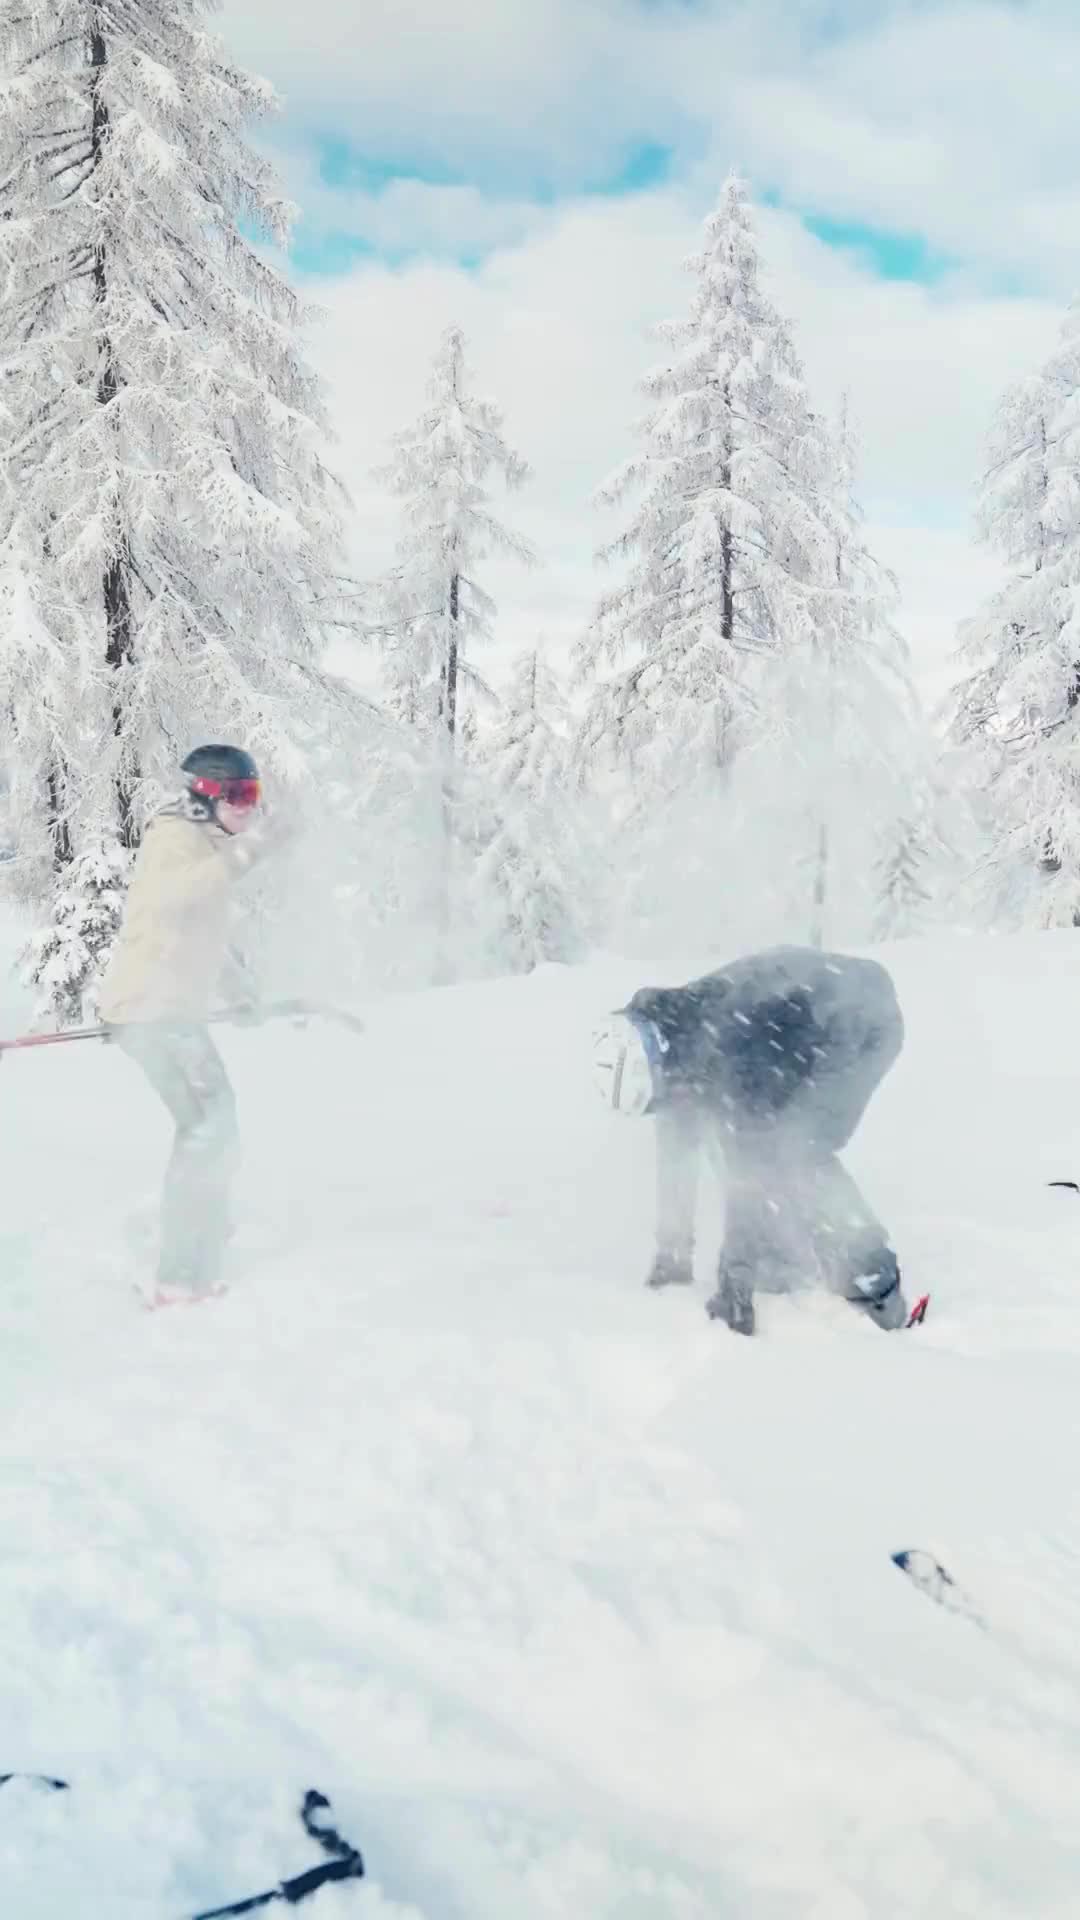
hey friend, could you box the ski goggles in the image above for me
[190,775,262,809]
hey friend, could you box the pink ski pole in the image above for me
[0,1024,108,1054]
[0,1000,365,1055]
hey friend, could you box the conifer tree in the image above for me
[950,304,1080,925]
[0,0,354,1012]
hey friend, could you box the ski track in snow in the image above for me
[4,933,1080,1914]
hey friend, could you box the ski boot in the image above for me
[139,1279,228,1311]
[846,1250,907,1331]
[706,1270,756,1336]
[645,1249,695,1291]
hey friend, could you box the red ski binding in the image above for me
[906,1293,930,1329]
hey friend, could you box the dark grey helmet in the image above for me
[181,744,259,789]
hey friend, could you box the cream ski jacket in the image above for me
[99,805,261,1026]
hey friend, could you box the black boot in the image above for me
[856,1281,908,1331]
[846,1250,907,1331]
[706,1272,756,1335]
[645,1250,695,1290]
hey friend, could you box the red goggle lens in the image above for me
[191,775,261,809]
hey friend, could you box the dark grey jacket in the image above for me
[627,945,903,1153]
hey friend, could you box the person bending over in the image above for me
[593,946,906,1335]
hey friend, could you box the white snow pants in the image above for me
[111,1022,238,1295]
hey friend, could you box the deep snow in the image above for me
[4,932,1080,1915]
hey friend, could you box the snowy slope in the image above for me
[4,932,1080,1916]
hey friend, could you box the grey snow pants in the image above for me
[112,1022,238,1295]
[655,1100,900,1305]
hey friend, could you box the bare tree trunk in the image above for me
[46,764,72,870]
[443,568,460,742]
[90,11,138,850]
[434,569,461,979]
[716,430,734,774]
[721,518,734,645]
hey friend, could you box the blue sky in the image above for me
[221,0,1079,302]
[285,132,967,298]
[289,207,956,297]
[219,0,1074,694]
[285,128,960,289]
[286,135,681,275]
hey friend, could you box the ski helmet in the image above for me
[591,1011,667,1117]
[181,744,261,811]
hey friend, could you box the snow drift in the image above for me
[3,930,1080,1916]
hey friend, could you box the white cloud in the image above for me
[223,0,1080,294]
[303,190,1056,702]
[221,0,1071,705]
[723,4,1080,292]
[221,0,693,187]
[275,139,555,261]
[754,209,1061,511]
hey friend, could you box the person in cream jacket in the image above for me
[99,744,276,1306]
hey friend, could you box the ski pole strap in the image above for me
[193,1791,364,1919]
[0,1780,365,1916]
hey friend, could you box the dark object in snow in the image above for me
[1048,1180,1080,1193]
[598,946,907,1334]
[0,1780,364,1915]
[193,1790,365,1918]
[891,1549,985,1628]
[706,1269,756,1336]
[0,1772,69,1791]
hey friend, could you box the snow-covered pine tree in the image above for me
[949,303,1080,925]
[873,813,933,940]
[374,325,534,968]
[575,172,837,793]
[376,325,534,744]
[0,0,355,1008]
[573,174,861,956]
[752,399,925,946]
[22,835,129,1026]
[470,646,594,970]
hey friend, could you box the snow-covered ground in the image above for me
[5,931,1080,1916]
